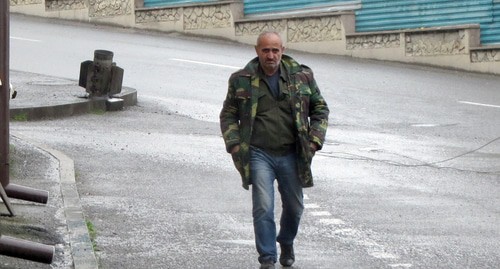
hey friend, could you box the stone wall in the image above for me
[134,1,241,38]
[287,16,343,42]
[88,0,132,18]
[235,19,287,36]
[471,47,500,63]
[135,7,180,23]
[183,4,232,30]
[42,0,132,17]
[10,0,42,5]
[9,0,500,75]
[45,0,86,11]
[405,30,467,56]
[346,33,401,50]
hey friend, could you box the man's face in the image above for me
[255,33,285,75]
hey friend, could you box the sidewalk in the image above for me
[9,70,137,121]
[1,70,137,268]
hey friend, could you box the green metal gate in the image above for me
[355,0,500,45]
[243,0,358,15]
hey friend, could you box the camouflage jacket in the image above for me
[219,55,329,190]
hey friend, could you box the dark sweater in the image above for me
[250,66,296,156]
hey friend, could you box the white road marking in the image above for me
[319,218,345,225]
[369,250,399,259]
[306,196,410,266]
[358,147,382,152]
[10,36,41,42]
[170,58,240,69]
[310,211,332,216]
[304,203,320,209]
[458,100,500,108]
[389,264,413,268]
[334,228,356,236]
[411,123,439,127]
[217,239,254,245]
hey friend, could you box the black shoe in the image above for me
[259,260,275,269]
[279,244,295,267]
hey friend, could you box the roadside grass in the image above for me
[86,219,99,251]
[12,113,28,121]
[90,108,106,115]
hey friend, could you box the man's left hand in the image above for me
[309,142,318,152]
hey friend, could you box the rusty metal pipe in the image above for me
[0,235,54,264]
[4,183,48,204]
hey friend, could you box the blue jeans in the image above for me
[250,147,304,263]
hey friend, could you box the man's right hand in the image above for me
[230,145,241,154]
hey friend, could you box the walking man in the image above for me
[219,31,329,268]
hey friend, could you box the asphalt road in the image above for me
[8,14,500,268]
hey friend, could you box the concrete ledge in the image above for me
[135,0,238,11]
[470,45,500,63]
[10,87,137,121]
[235,11,354,23]
[470,44,500,51]
[346,24,481,37]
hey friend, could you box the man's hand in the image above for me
[309,142,318,152]
[230,145,241,154]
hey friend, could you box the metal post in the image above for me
[0,0,49,205]
[0,182,14,215]
[0,235,54,264]
[0,0,11,193]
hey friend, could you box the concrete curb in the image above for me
[10,87,138,121]
[12,133,99,269]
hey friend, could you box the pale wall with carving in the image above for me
[346,33,401,50]
[9,0,500,74]
[45,0,86,11]
[406,30,467,57]
[471,49,500,63]
[135,7,181,24]
[183,5,232,30]
[88,0,132,18]
[10,0,42,5]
